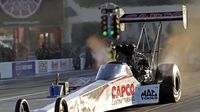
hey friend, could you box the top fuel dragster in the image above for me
[15,3,187,112]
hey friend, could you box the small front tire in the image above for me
[15,99,30,112]
[55,97,68,112]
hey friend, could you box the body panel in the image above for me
[33,64,160,112]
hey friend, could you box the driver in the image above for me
[115,45,127,63]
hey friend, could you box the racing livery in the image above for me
[15,62,181,112]
[15,3,186,112]
[36,63,161,112]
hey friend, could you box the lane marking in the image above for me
[0,91,47,102]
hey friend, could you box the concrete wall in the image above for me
[0,58,74,79]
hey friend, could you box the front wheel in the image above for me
[15,99,30,112]
[156,64,181,103]
[55,97,68,112]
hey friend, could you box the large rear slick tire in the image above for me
[15,99,30,112]
[55,97,68,112]
[156,64,181,103]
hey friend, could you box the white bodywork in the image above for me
[33,64,160,112]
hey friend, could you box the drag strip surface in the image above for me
[0,69,200,112]
[0,70,97,112]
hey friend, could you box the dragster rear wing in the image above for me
[120,5,187,29]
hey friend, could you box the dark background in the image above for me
[0,0,63,26]
[74,0,192,7]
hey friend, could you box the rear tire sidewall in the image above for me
[156,64,181,103]
[172,66,181,102]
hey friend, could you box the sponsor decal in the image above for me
[112,97,133,106]
[38,61,47,73]
[141,89,157,100]
[12,61,35,77]
[135,84,159,104]
[60,60,67,69]
[51,61,59,71]
[112,83,134,99]
[50,59,73,72]
[123,11,182,18]
[112,83,134,106]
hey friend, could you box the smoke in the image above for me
[84,1,200,71]
[160,1,200,71]
[86,35,110,68]
[160,32,191,70]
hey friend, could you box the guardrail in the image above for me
[0,58,74,79]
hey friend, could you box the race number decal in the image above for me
[0,0,42,18]
[135,84,159,104]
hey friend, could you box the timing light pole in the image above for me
[99,3,121,44]
[99,3,125,61]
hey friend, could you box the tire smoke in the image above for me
[160,2,200,71]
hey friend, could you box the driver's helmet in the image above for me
[115,45,122,53]
[122,44,128,54]
[128,44,136,54]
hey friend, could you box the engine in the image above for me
[114,44,152,84]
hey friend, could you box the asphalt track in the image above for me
[0,69,200,112]
[0,70,97,112]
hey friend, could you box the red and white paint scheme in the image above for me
[33,63,159,112]
[21,5,185,111]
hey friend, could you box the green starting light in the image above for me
[102,31,107,36]
[110,30,114,35]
